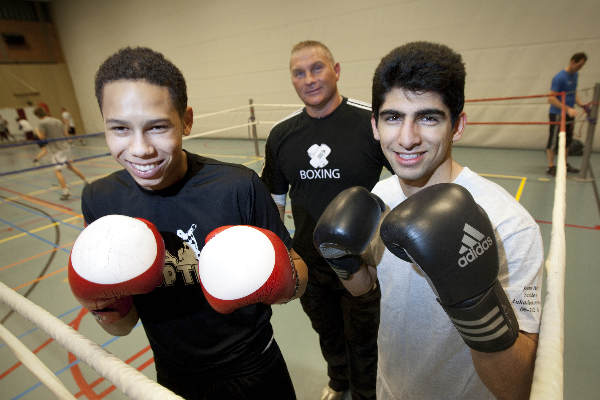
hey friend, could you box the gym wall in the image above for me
[51,0,600,150]
[0,2,83,133]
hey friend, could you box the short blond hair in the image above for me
[290,40,335,65]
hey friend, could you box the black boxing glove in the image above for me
[314,187,387,279]
[380,183,519,352]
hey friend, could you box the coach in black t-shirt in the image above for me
[81,47,307,400]
[262,40,390,400]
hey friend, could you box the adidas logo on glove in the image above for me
[457,223,494,268]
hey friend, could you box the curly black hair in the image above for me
[95,47,187,116]
[372,42,465,125]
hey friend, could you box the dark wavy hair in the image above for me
[571,52,587,63]
[95,47,187,116]
[372,41,465,125]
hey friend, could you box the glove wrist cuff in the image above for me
[325,256,361,280]
[442,280,519,353]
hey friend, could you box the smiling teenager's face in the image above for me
[372,88,465,193]
[101,80,193,191]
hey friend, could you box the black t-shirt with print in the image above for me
[261,97,390,266]
[81,151,291,373]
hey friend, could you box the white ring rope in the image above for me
[192,103,301,121]
[193,105,251,119]
[0,281,184,400]
[251,103,303,108]
[530,130,566,400]
[0,322,76,400]
[183,121,292,142]
[184,122,257,140]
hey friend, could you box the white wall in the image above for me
[51,0,600,149]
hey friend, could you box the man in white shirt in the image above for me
[313,41,543,400]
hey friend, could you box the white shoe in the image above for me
[320,385,345,400]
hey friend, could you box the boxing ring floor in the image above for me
[0,136,598,399]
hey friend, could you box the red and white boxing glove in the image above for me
[68,215,165,323]
[198,225,297,314]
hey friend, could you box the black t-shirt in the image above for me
[81,151,291,373]
[261,98,390,266]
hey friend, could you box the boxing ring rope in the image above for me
[530,94,568,400]
[0,281,184,399]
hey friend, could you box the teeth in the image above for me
[132,163,158,172]
[398,153,419,160]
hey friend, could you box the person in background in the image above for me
[262,40,390,400]
[546,52,588,176]
[61,107,76,136]
[61,106,85,145]
[33,107,88,199]
[17,117,35,141]
[0,115,16,141]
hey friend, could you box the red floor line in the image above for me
[0,212,65,234]
[0,186,78,216]
[0,241,73,273]
[72,346,153,397]
[96,356,155,398]
[12,266,68,291]
[535,219,600,230]
[68,308,156,399]
[0,335,55,379]
[69,308,102,400]
[0,314,86,380]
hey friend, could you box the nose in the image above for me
[129,131,154,158]
[396,121,421,150]
[304,71,317,86]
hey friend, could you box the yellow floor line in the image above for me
[479,173,527,202]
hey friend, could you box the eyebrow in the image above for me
[105,118,172,125]
[291,60,326,72]
[379,108,447,118]
[105,118,130,125]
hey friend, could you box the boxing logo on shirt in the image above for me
[300,143,341,180]
[161,225,202,286]
[308,144,330,168]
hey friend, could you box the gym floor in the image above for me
[0,136,598,399]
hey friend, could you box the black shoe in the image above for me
[566,163,580,174]
[546,166,556,176]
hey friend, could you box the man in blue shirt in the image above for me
[546,52,588,176]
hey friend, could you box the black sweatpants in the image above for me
[547,113,574,152]
[156,339,296,400]
[300,264,380,400]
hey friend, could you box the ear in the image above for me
[371,115,380,141]
[451,112,466,143]
[183,107,193,136]
[334,62,341,80]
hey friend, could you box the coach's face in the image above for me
[372,88,465,192]
[290,46,340,117]
[101,80,193,191]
